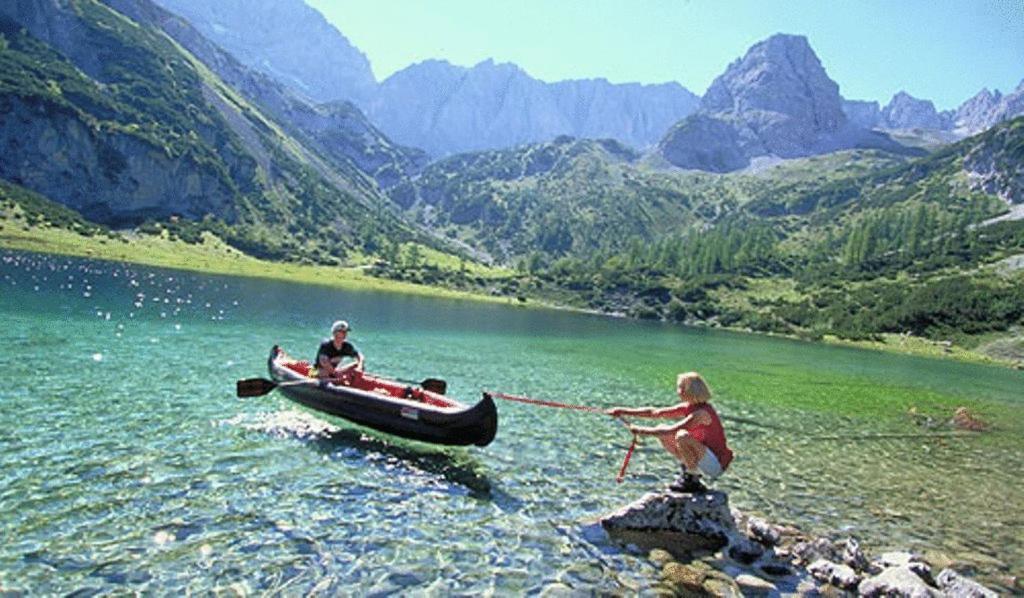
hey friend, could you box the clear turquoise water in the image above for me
[1,251,1021,593]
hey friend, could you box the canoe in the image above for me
[267,346,498,447]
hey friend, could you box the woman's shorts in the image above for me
[697,448,723,479]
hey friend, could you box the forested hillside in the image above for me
[384,119,1024,354]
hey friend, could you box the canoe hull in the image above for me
[268,346,497,447]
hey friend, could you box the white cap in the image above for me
[331,320,350,333]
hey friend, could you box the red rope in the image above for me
[617,433,637,483]
[488,391,606,413]
[488,391,639,483]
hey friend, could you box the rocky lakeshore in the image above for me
[596,488,1006,597]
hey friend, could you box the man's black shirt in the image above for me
[316,339,359,366]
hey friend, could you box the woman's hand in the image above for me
[607,407,625,417]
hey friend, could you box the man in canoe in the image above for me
[315,320,364,383]
[608,372,733,492]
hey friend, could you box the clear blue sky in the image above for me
[307,0,1024,110]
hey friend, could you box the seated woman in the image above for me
[608,372,733,492]
[315,320,364,383]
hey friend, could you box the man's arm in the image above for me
[318,354,336,376]
[336,357,361,375]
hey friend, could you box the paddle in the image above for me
[398,378,447,395]
[235,376,447,398]
[236,377,316,397]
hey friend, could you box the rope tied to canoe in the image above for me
[487,391,637,483]
[487,391,606,413]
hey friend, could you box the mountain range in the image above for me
[151,0,700,157]
[148,0,1023,165]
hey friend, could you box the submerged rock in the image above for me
[661,561,707,593]
[734,572,777,595]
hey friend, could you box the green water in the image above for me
[1,251,1021,593]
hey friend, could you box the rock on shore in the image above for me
[598,488,1001,596]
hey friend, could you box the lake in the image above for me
[1,250,1021,594]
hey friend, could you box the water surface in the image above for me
[1,251,1021,593]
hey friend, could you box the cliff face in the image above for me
[963,118,1024,204]
[699,34,846,138]
[0,96,236,224]
[0,1,254,224]
[656,115,748,173]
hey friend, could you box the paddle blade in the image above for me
[422,378,447,395]
[236,378,277,397]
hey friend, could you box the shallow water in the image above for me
[1,251,1021,593]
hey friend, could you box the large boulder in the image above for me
[600,490,735,555]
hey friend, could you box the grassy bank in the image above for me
[822,332,1023,369]
[2,220,1020,370]
[0,220,522,305]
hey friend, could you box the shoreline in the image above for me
[2,226,1020,371]
[599,488,1012,595]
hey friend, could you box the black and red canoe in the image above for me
[264,346,498,447]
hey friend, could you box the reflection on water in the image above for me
[227,408,499,501]
[1,251,1022,593]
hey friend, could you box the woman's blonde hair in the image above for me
[677,372,711,403]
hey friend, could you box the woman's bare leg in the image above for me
[674,430,706,471]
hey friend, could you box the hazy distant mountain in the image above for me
[365,59,699,156]
[881,91,947,130]
[151,0,377,104]
[842,99,881,129]
[952,82,1024,136]
[657,34,911,172]
[842,83,1024,141]
[148,0,699,156]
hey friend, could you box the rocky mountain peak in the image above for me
[700,33,844,132]
[881,91,943,129]
[658,33,852,171]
